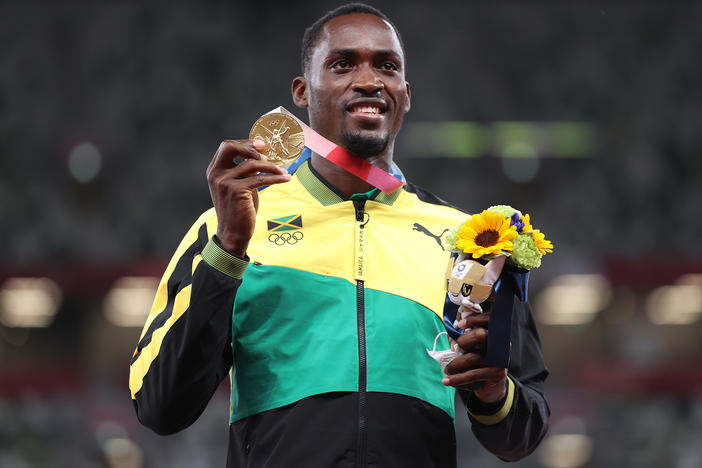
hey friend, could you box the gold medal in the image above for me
[249,113,305,167]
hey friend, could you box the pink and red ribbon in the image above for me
[273,106,404,194]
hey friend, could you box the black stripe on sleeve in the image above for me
[130,222,211,364]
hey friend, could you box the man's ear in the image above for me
[403,81,412,113]
[292,76,309,108]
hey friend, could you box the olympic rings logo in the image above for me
[268,231,304,245]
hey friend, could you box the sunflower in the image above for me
[532,229,554,254]
[456,210,518,259]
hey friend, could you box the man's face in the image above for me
[293,13,411,159]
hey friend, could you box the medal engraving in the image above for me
[249,113,305,167]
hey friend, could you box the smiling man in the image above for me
[129,3,549,467]
[293,9,410,184]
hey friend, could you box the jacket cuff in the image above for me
[201,236,249,279]
[467,376,515,425]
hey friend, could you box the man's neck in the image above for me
[309,151,392,198]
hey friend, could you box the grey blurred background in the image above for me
[1,1,701,467]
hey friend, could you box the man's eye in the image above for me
[331,60,351,70]
[380,62,399,71]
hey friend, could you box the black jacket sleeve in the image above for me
[458,299,550,461]
[129,212,248,435]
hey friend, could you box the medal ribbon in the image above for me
[271,107,404,194]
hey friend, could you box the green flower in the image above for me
[511,233,542,269]
[487,205,522,219]
[443,225,462,253]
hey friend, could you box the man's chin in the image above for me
[340,131,389,159]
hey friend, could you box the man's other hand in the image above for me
[442,312,508,404]
[206,139,291,256]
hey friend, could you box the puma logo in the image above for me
[413,223,449,250]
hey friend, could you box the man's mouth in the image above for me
[349,105,382,115]
[346,99,388,118]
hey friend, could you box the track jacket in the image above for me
[129,159,550,467]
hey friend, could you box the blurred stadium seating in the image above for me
[1,1,701,467]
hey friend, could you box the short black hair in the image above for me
[300,3,405,74]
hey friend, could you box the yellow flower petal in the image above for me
[498,226,518,243]
[532,229,554,255]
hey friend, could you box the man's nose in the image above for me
[352,64,383,94]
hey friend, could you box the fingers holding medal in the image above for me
[206,112,303,255]
[249,113,305,167]
[206,134,292,255]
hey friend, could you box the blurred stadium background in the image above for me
[1,1,701,467]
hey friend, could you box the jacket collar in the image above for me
[295,159,402,207]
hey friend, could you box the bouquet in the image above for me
[427,206,553,371]
[444,205,553,270]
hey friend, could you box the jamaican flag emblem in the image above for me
[267,214,303,232]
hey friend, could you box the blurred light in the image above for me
[538,434,594,468]
[403,122,485,157]
[646,283,702,325]
[68,141,102,183]
[95,420,128,446]
[677,273,702,286]
[401,121,594,158]
[501,141,540,183]
[536,274,612,325]
[551,122,596,158]
[0,278,62,328]
[550,415,587,434]
[502,141,538,159]
[494,122,540,150]
[102,438,143,468]
[103,277,159,327]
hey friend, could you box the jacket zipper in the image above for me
[352,197,368,468]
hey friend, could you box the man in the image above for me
[129,3,549,467]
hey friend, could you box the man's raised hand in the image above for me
[206,139,291,256]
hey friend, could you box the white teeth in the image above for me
[351,105,380,114]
